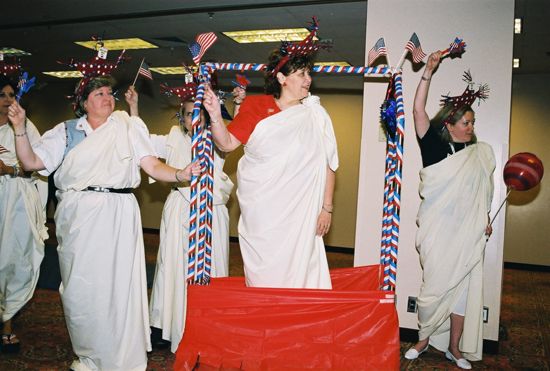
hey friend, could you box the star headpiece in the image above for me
[60,37,127,109]
[0,53,21,76]
[440,70,489,124]
[269,17,330,76]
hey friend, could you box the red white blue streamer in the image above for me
[379,73,405,292]
[187,65,215,285]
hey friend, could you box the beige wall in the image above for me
[506,74,550,266]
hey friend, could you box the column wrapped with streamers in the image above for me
[187,65,215,285]
[378,73,405,292]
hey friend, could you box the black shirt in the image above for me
[418,125,469,168]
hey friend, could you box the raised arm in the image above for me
[203,85,242,152]
[413,51,442,139]
[232,86,246,117]
[125,85,139,117]
[8,101,46,171]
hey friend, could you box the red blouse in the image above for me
[227,95,281,144]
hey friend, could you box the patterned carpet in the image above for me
[1,230,549,370]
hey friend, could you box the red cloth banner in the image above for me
[175,265,399,370]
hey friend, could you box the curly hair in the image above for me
[264,49,315,99]
[430,104,477,144]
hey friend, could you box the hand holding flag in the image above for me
[132,58,153,86]
[188,32,218,65]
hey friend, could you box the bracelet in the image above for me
[421,75,431,81]
[11,164,20,178]
[14,131,27,137]
[175,169,184,183]
[322,205,333,213]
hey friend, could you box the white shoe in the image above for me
[404,344,428,360]
[445,350,472,369]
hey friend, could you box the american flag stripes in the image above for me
[0,145,9,154]
[138,60,153,80]
[189,32,218,65]
[368,38,387,67]
[405,33,427,63]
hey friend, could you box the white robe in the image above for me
[237,95,338,289]
[33,111,154,371]
[149,126,233,353]
[416,143,495,361]
[0,121,48,323]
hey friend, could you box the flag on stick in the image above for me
[405,33,427,63]
[132,58,153,86]
[188,32,218,65]
[367,38,387,67]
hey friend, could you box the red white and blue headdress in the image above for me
[269,17,329,76]
[441,70,489,124]
[60,37,127,108]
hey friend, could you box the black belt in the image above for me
[85,186,133,194]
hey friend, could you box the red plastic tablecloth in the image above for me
[175,265,399,370]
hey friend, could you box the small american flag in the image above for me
[138,60,153,80]
[0,144,9,154]
[188,32,218,65]
[405,33,427,63]
[367,38,387,67]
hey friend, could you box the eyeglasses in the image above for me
[0,92,16,99]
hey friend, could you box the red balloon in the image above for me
[503,152,544,191]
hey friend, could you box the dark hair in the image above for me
[0,75,18,93]
[430,104,477,144]
[264,49,315,99]
[75,76,114,117]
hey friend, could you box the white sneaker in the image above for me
[404,344,428,360]
[445,350,472,369]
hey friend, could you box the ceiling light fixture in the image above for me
[42,71,84,78]
[514,18,522,34]
[513,58,520,68]
[150,66,198,75]
[223,28,317,43]
[315,62,351,67]
[0,47,32,56]
[75,38,158,50]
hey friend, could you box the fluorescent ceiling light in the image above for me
[514,18,522,34]
[513,58,520,68]
[223,28,317,43]
[314,62,351,67]
[75,38,158,50]
[150,66,198,75]
[43,71,84,78]
[0,47,32,56]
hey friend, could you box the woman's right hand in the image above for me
[7,101,26,130]
[425,51,442,74]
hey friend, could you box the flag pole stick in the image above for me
[132,58,145,87]
[396,49,409,70]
